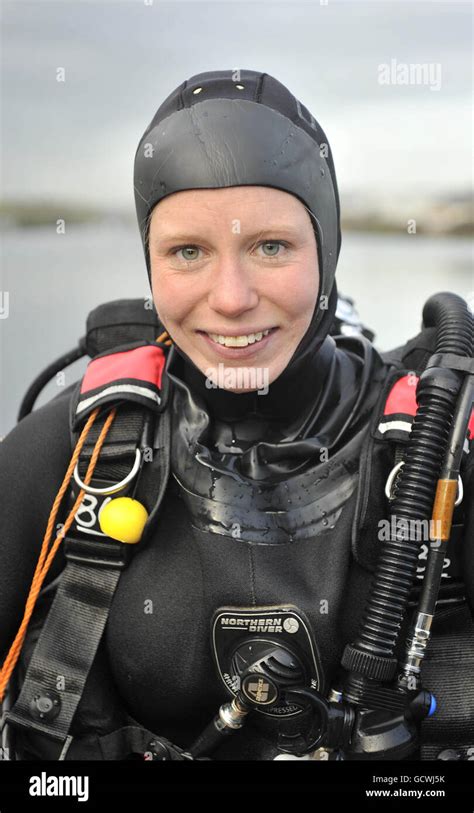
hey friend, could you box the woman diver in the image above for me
[0,69,473,763]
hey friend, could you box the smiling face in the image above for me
[148,185,320,392]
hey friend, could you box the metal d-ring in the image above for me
[384,459,463,506]
[384,460,405,500]
[73,448,142,495]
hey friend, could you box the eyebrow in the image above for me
[153,226,301,247]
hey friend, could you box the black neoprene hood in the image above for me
[134,70,341,336]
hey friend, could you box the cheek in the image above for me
[280,268,318,322]
[151,272,198,326]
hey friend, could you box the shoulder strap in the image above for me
[379,325,438,369]
[5,342,171,759]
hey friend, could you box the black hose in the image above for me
[342,292,473,691]
[17,338,87,422]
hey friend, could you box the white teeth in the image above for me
[207,329,271,347]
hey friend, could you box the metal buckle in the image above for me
[73,448,142,495]
[63,535,131,569]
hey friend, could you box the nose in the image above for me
[207,255,259,317]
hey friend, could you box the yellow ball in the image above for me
[99,497,149,544]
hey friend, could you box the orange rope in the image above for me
[0,405,117,702]
[156,330,172,347]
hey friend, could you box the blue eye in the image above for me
[174,245,202,261]
[171,240,288,263]
[259,241,286,257]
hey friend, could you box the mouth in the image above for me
[205,328,276,347]
[196,327,279,358]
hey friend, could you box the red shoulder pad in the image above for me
[468,407,474,442]
[375,372,473,453]
[375,373,419,442]
[383,373,418,418]
[72,342,167,429]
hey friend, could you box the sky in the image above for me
[1,0,472,211]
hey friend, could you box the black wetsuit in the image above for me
[1,330,473,761]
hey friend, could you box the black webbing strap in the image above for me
[420,602,474,760]
[97,725,190,760]
[5,402,171,760]
[425,353,474,376]
[74,400,152,483]
[4,560,124,759]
